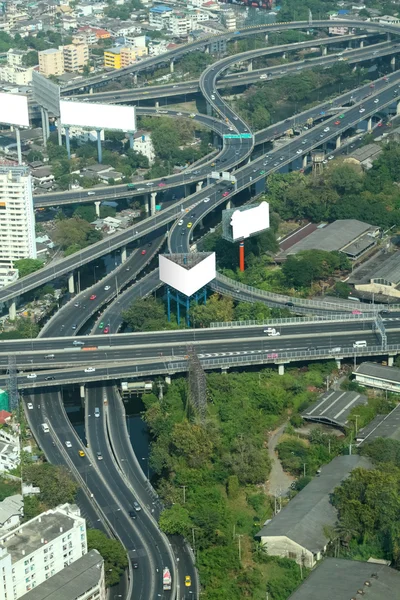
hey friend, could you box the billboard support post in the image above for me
[65,127,71,159]
[129,133,134,150]
[57,121,62,146]
[15,128,22,165]
[97,130,102,164]
[40,107,47,148]
[239,241,245,272]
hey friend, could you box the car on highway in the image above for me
[339,114,345,119]
[103,327,110,334]
[158,182,166,187]
[334,120,341,125]
[359,107,365,113]
[187,222,193,228]
[323,127,330,132]
[352,309,362,315]
[129,511,137,519]
[185,576,191,587]
[74,302,79,307]
[99,322,104,329]
[374,98,379,103]
[96,451,103,461]
[65,441,72,448]
[133,501,141,512]
[141,249,147,255]
[71,324,77,330]
[203,197,210,203]
[90,294,96,300]
[27,373,37,379]
[45,376,55,381]
[84,367,96,373]
[296,149,302,154]
[178,219,184,225]
[27,402,34,410]
[78,450,85,457]
[73,340,84,346]
[104,285,110,291]
[133,562,139,569]
[222,191,229,197]
[328,155,334,160]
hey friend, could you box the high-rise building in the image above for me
[38,47,64,77]
[0,503,87,599]
[0,167,36,287]
[63,43,89,72]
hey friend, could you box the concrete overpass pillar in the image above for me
[65,126,71,160]
[302,154,308,169]
[150,191,157,216]
[278,364,285,376]
[155,101,160,109]
[387,32,392,42]
[165,375,171,385]
[347,41,352,49]
[206,101,212,116]
[129,132,134,150]
[367,117,372,132]
[89,87,93,94]
[144,195,149,213]
[335,358,341,370]
[80,384,85,400]
[68,273,75,294]
[247,60,253,72]
[265,34,268,43]
[57,121,62,146]
[360,40,364,48]
[388,355,394,367]
[41,107,48,148]
[336,134,341,149]
[198,218,204,229]
[133,74,138,85]
[96,129,102,164]
[282,52,286,60]
[196,181,203,192]
[205,45,210,54]
[121,246,127,263]
[397,101,400,115]
[321,46,327,56]
[8,300,16,321]
[170,60,174,74]
[94,201,101,217]
[226,199,233,210]
[391,56,396,70]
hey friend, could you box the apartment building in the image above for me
[133,131,155,164]
[0,429,20,472]
[0,503,87,599]
[63,43,89,72]
[38,47,64,77]
[104,46,122,69]
[0,167,36,287]
[19,550,106,600]
[6,49,25,68]
[149,5,172,29]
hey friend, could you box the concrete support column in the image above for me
[165,376,171,385]
[388,355,394,367]
[226,199,233,210]
[335,358,341,370]
[94,201,101,217]
[387,32,391,41]
[80,384,85,399]
[302,154,308,169]
[96,129,102,164]
[65,126,71,159]
[347,42,352,49]
[205,45,210,54]
[265,34,268,43]
[367,117,372,132]
[57,120,62,146]
[206,101,212,116]
[9,300,16,321]
[150,191,157,216]
[247,60,253,72]
[391,56,396,70]
[322,46,327,56]
[170,59,174,73]
[282,52,286,60]
[360,40,364,48]
[44,109,50,139]
[89,87,93,94]
[278,364,285,376]
[133,74,138,85]
[155,101,160,109]
[121,246,127,263]
[68,273,75,294]
[15,128,22,165]
[198,218,204,229]
[196,181,203,192]
[397,101,400,115]
[41,107,47,148]
[336,134,341,149]
[144,196,149,214]
[129,132,134,150]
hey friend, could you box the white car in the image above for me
[104,285,111,291]
[84,367,96,373]
[65,441,72,448]
[178,219,184,225]
[328,155,334,160]
[211,94,215,99]
[359,108,365,113]
[267,331,281,337]
[73,341,84,346]
[296,149,302,154]
[27,403,34,410]
[177,112,182,115]
[264,328,275,333]
[323,127,330,132]
[374,98,379,103]
[27,373,37,379]
[203,197,210,203]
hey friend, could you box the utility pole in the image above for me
[192,528,196,561]
[236,534,243,562]
[181,485,186,504]
[354,414,360,436]
[303,463,306,478]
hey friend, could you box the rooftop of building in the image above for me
[288,557,400,600]
[347,143,382,163]
[150,4,172,12]
[358,250,400,285]
[19,550,103,600]
[357,404,400,445]
[0,507,78,563]
[354,362,400,384]
[162,252,213,270]
[302,390,367,429]
[280,219,377,256]
[256,456,372,553]
[0,495,22,527]
[39,47,62,55]
[105,46,122,54]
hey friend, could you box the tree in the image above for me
[53,217,100,251]
[22,50,38,66]
[14,258,44,278]
[122,297,170,331]
[190,294,234,328]
[23,464,78,508]
[73,205,96,222]
[87,529,128,587]
[159,504,192,537]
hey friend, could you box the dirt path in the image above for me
[267,423,294,497]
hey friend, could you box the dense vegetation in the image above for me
[52,216,102,256]
[22,463,78,520]
[87,529,128,586]
[144,366,332,598]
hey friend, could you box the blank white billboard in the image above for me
[60,100,136,132]
[0,93,29,127]
[230,201,270,241]
[159,253,216,297]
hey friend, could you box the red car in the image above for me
[103,326,110,334]
[378,122,383,127]
[90,294,96,300]
[141,249,147,255]
[158,182,166,187]
[334,120,340,125]
[370,83,375,88]
[222,191,229,197]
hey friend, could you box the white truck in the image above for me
[163,567,172,591]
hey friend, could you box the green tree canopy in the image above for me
[87,529,128,586]
[14,258,44,278]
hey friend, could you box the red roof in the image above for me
[0,410,11,424]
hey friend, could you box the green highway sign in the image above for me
[223,133,253,139]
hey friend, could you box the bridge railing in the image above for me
[210,313,375,328]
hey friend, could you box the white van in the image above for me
[41,423,49,433]
[329,347,341,353]
[94,407,100,418]
[353,340,367,348]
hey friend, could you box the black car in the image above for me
[133,562,139,569]
[129,511,137,519]
[285,301,294,307]
[148,242,152,247]
[45,376,56,381]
